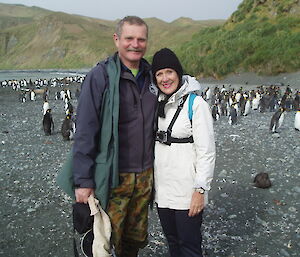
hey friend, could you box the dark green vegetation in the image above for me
[1,0,300,78]
[177,0,300,78]
[0,3,223,70]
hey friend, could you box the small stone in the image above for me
[228,214,237,219]
[267,208,277,215]
[272,133,280,138]
[279,249,290,256]
[218,169,227,177]
[23,198,30,203]
[256,216,268,227]
[293,186,300,193]
[273,199,286,206]
[27,208,36,213]
[288,207,297,213]
[220,193,229,198]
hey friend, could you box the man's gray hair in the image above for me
[115,16,148,38]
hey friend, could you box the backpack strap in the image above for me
[156,95,190,146]
[188,93,197,120]
[166,94,189,136]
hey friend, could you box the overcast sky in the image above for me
[0,0,244,22]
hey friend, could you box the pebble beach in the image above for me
[0,71,299,256]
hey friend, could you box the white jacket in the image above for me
[154,75,216,210]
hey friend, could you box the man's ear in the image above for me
[113,33,119,47]
[113,33,118,42]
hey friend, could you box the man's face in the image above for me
[113,22,148,69]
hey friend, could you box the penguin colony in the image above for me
[2,77,299,136]
[203,84,300,133]
[1,77,299,187]
[202,84,299,189]
[1,75,83,140]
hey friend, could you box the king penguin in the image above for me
[43,100,50,115]
[270,107,285,133]
[252,95,260,111]
[243,98,251,116]
[212,104,220,121]
[228,103,237,125]
[295,109,300,131]
[43,109,54,136]
[61,114,76,140]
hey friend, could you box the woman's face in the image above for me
[155,68,179,95]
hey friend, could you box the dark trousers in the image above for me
[157,207,203,257]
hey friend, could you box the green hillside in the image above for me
[0,3,223,70]
[0,4,51,29]
[176,0,300,78]
[2,1,299,77]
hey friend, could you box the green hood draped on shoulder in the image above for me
[56,55,120,210]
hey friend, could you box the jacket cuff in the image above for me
[193,182,211,191]
[75,179,95,189]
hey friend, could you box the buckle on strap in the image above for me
[155,131,169,144]
[155,131,194,145]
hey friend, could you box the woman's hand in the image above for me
[188,191,204,217]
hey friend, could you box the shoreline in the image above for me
[1,70,299,92]
[198,71,300,90]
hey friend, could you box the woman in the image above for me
[152,48,216,257]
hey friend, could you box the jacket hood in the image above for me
[158,75,203,102]
[180,75,203,95]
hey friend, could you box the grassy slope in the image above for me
[177,0,300,78]
[0,11,116,69]
[0,3,224,70]
[3,1,299,77]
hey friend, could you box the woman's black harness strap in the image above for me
[156,95,194,145]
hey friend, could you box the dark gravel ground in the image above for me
[0,85,299,257]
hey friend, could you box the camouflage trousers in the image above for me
[107,168,153,257]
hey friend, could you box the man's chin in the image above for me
[119,52,145,67]
[128,52,144,59]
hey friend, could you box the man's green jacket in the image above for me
[56,55,120,210]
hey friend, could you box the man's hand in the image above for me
[75,188,94,204]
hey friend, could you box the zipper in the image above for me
[127,74,145,171]
[140,93,145,171]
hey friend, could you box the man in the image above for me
[72,16,157,257]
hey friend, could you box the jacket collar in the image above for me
[113,52,151,75]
